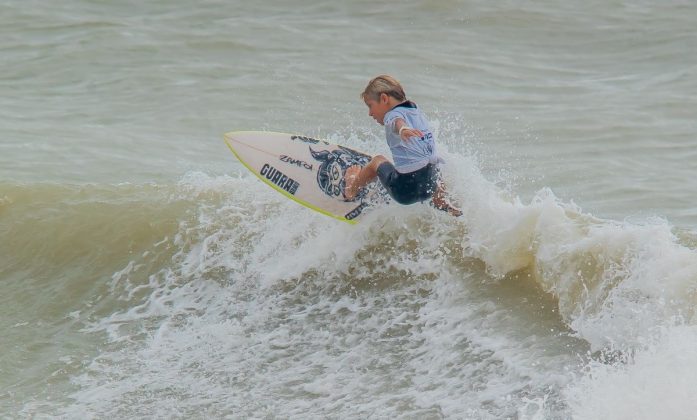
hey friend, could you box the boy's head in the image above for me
[361,75,407,125]
[360,75,406,103]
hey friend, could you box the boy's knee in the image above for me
[367,155,389,171]
[371,155,388,167]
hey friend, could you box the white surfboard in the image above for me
[223,131,390,223]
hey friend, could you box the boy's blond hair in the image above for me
[361,75,407,102]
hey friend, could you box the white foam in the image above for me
[48,153,697,418]
[53,171,579,418]
[566,325,697,420]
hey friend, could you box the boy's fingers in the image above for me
[402,129,423,142]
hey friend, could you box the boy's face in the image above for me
[364,93,391,125]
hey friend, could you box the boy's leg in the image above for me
[431,182,463,217]
[344,155,389,200]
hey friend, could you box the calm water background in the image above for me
[2,0,697,418]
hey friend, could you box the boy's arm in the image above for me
[392,118,423,143]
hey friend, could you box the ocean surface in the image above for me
[2,0,697,418]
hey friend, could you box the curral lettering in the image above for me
[260,163,300,195]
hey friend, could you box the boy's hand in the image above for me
[399,126,423,142]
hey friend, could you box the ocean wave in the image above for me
[8,157,697,417]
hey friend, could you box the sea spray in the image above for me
[439,149,697,352]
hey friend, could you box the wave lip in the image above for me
[446,151,697,351]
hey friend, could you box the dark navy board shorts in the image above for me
[376,162,439,205]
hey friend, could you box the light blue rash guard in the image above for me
[383,101,444,173]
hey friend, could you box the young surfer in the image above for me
[344,75,462,216]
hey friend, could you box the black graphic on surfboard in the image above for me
[309,146,372,201]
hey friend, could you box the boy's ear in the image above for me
[380,92,389,103]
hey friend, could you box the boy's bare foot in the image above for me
[447,206,463,217]
[343,165,362,200]
[432,201,463,217]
